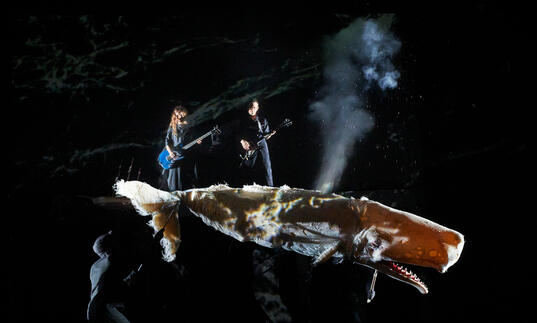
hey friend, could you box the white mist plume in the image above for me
[310,15,401,193]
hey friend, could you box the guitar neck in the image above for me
[182,131,213,150]
[261,122,289,141]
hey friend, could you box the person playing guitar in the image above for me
[164,106,203,191]
[239,99,274,187]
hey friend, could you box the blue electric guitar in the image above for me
[158,125,221,169]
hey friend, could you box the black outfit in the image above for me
[240,112,274,186]
[164,124,198,191]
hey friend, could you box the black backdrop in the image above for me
[9,7,533,323]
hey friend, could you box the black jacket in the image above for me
[240,113,270,146]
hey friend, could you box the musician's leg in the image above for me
[259,141,273,187]
[239,152,258,186]
[181,161,198,189]
[192,163,199,188]
[167,167,182,191]
[159,169,169,190]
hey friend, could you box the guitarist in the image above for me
[239,99,274,186]
[164,106,203,191]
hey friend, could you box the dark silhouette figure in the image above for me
[87,231,131,322]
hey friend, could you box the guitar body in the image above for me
[241,147,258,161]
[240,118,292,162]
[158,149,184,170]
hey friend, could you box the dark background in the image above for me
[9,6,534,323]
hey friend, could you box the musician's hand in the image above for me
[267,130,276,139]
[197,139,203,145]
[169,152,176,159]
[240,139,250,150]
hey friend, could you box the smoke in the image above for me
[310,15,401,193]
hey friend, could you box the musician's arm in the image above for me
[261,116,270,135]
[262,117,277,139]
[165,128,176,157]
[236,117,252,150]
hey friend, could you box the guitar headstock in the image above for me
[212,125,222,135]
[282,118,293,127]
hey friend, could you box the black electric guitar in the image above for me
[240,118,292,163]
[158,125,221,169]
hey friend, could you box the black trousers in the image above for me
[165,162,198,191]
[241,141,273,187]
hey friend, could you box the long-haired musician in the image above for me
[164,106,202,191]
